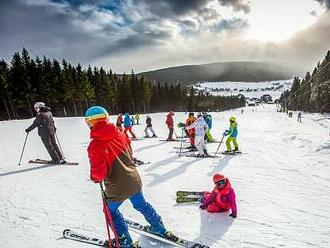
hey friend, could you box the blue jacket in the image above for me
[124,113,133,127]
[225,122,238,138]
[204,115,212,129]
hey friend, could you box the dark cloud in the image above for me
[140,0,212,18]
[218,0,250,13]
[314,0,330,9]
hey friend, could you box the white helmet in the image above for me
[34,102,45,108]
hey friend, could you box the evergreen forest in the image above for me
[0,48,245,120]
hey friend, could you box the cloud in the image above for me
[314,0,330,9]
[218,0,250,13]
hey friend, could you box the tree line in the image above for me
[0,48,245,120]
[279,50,330,113]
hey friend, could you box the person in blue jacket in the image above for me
[123,113,136,139]
[223,116,239,153]
[203,112,215,142]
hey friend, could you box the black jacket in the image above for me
[26,107,56,136]
[146,117,152,127]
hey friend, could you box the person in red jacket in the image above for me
[200,173,237,218]
[165,111,175,141]
[116,113,123,132]
[85,106,175,247]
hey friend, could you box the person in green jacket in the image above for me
[223,117,239,153]
[135,113,140,125]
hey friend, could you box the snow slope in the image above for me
[0,105,329,248]
[193,80,293,100]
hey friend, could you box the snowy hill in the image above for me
[193,79,293,100]
[0,105,330,248]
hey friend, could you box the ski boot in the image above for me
[152,134,157,137]
[203,149,209,156]
[147,221,179,242]
[223,150,233,154]
[196,153,207,158]
[108,233,141,248]
[233,147,241,153]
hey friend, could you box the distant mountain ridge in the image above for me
[138,61,299,85]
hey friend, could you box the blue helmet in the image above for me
[85,106,109,127]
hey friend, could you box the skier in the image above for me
[85,106,175,247]
[199,173,237,218]
[185,113,196,149]
[223,116,239,153]
[165,111,175,141]
[135,113,140,125]
[116,113,123,132]
[297,112,302,122]
[123,113,136,139]
[144,115,157,138]
[25,102,65,164]
[202,112,215,142]
[186,113,209,157]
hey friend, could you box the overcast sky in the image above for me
[0,0,329,73]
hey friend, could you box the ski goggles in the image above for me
[215,179,226,186]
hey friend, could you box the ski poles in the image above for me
[55,133,65,159]
[18,132,29,166]
[178,127,184,157]
[214,134,225,158]
[100,183,120,248]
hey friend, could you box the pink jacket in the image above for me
[201,179,237,214]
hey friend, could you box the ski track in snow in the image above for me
[0,105,330,248]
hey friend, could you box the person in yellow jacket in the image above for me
[223,117,239,153]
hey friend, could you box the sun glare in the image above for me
[247,0,323,42]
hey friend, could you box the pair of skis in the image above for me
[63,218,209,248]
[28,159,78,166]
[176,191,203,204]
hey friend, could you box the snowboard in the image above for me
[62,229,140,248]
[125,219,209,248]
[29,159,78,166]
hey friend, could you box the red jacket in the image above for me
[87,121,131,182]
[166,113,174,128]
[202,179,237,214]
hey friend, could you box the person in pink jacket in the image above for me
[200,173,237,218]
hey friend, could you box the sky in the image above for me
[0,0,329,73]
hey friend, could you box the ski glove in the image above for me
[25,129,30,133]
[229,213,237,218]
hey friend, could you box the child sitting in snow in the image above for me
[199,173,237,218]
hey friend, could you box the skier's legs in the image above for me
[149,127,156,136]
[106,199,133,244]
[206,203,222,213]
[195,136,205,155]
[40,135,61,162]
[232,138,239,150]
[49,134,64,160]
[144,127,149,137]
[205,130,215,142]
[129,191,166,235]
[168,128,173,140]
[226,137,233,151]
[127,127,136,138]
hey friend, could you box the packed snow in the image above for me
[0,104,329,248]
[193,80,293,100]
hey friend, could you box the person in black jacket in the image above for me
[25,102,65,164]
[144,115,157,138]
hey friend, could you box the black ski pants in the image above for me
[40,134,63,162]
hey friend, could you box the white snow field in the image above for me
[0,104,329,248]
[193,80,293,100]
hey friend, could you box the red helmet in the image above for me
[213,173,225,183]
